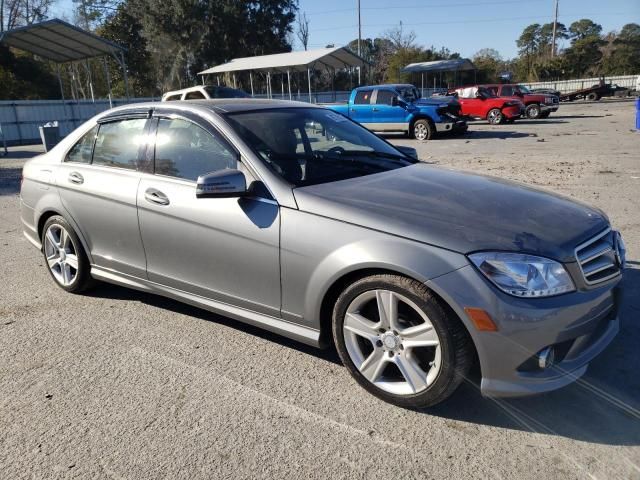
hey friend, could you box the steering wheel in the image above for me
[327,146,346,156]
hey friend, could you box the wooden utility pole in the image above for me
[357,0,362,84]
[551,0,559,57]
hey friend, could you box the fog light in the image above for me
[537,347,555,369]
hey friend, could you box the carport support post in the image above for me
[307,67,312,103]
[119,51,130,100]
[233,73,237,89]
[287,70,292,100]
[267,71,272,99]
[250,71,254,97]
[281,75,284,99]
[102,57,113,108]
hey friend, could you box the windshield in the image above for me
[517,85,531,93]
[204,86,250,98]
[225,108,416,187]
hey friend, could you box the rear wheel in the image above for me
[487,108,504,125]
[411,119,434,141]
[42,216,94,293]
[332,274,473,408]
[586,92,599,101]
[525,103,541,119]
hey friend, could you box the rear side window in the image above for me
[92,118,147,170]
[154,118,237,181]
[185,91,206,100]
[375,90,397,105]
[354,90,372,104]
[65,125,98,163]
[165,94,181,101]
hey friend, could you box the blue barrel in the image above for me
[636,97,640,130]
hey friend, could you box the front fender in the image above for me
[280,208,468,328]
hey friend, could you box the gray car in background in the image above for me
[20,99,625,407]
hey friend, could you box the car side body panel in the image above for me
[279,207,468,328]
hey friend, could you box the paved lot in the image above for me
[1,100,639,479]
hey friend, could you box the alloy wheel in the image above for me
[44,224,79,286]
[414,123,429,141]
[342,289,442,396]
[487,109,502,124]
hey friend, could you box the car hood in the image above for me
[413,97,458,107]
[293,164,609,263]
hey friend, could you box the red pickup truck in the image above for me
[449,86,525,125]
[482,84,560,119]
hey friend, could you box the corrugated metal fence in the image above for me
[523,74,639,93]
[0,98,154,145]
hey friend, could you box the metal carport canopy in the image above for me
[198,46,366,75]
[401,58,476,73]
[0,18,129,100]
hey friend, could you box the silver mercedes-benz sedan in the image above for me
[20,99,625,407]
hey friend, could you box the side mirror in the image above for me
[196,169,247,198]
[475,91,484,99]
[395,145,418,160]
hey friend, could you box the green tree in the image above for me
[602,23,640,74]
[568,19,602,42]
[516,23,541,79]
[472,48,503,83]
[97,1,155,97]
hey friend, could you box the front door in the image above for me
[136,114,281,317]
[55,117,149,278]
[349,89,374,125]
[370,89,409,131]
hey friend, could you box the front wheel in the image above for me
[42,215,94,293]
[332,274,473,408]
[525,103,541,119]
[486,108,504,125]
[411,119,434,141]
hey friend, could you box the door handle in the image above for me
[144,188,170,206]
[68,172,84,184]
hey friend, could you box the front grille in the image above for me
[575,228,621,285]
[437,104,462,118]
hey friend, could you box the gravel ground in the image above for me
[1,100,639,479]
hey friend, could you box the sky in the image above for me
[51,0,640,60]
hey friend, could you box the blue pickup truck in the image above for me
[323,84,467,140]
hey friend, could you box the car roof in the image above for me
[355,84,415,91]
[99,99,322,119]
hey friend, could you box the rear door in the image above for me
[370,89,409,131]
[55,114,150,278]
[348,89,374,125]
[136,111,281,317]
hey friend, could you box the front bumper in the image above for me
[540,103,559,113]
[427,264,621,398]
[502,105,523,119]
[436,119,468,133]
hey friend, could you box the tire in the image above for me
[411,119,434,141]
[332,274,473,408]
[525,103,541,119]
[539,111,551,119]
[486,108,504,125]
[586,92,599,101]
[41,215,95,293]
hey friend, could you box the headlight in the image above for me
[545,97,554,103]
[469,252,575,298]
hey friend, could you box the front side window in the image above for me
[165,94,181,101]
[354,90,372,104]
[93,118,147,170]
[154,118,237,181]
[65,125,98,163]
[501,85,514,96]
[375,90,397,105]
[225,108,415,187]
